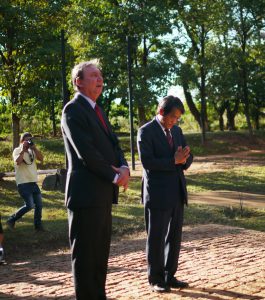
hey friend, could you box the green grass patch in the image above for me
[0,179,68,260]
[1,173,265,262]
[186,166,265,194]
[37,138,66,170]
[184,204,265,232]
[185,130,265,156]
[1,130,265,172]
[247,152,265,158]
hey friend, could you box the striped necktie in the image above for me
[165,128,173,148]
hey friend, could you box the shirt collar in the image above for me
[155,115,170,134]
[77,92,96,109]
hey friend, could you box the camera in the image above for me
[27,138,34,146]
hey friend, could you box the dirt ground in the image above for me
[1,224,265,300]
[132,149,265,175]
[131,150,265,209]
[189,150,265,173]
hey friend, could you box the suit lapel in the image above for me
[151,118,172,150]
[76,95,114,140]
[171,126,181,151]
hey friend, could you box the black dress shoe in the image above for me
[150,283,171,293]
[167,278,189,289]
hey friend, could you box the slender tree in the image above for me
[0,0,70,147]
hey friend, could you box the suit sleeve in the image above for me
[101,108,128,168]
[178,127,193,170]
[137,126,176,171]
[61,103,116,182]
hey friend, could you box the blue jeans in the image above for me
[10,182,42,228]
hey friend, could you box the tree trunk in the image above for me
[12,112,20,149]
[182,83,201,127]
[239,8,253,137]
[51,99,57,137]
[226,104,236,131]
[138,104,147,126]
[226,113,236,131]
[254,109,260,130]
[200,24,207,144]
[11,86,20,149]
[219,115,224,131]
[226,98,239,131]
[136,35,148,126]
[213,101,226,131]
[242,67,253,136]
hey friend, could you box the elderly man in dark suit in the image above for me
[61,60,129,300]
[137,95,193,293]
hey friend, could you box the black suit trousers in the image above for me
[145,198,184,285]
[68,200,112,300]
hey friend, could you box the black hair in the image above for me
[20,132,32,143]
[157,95,185,116]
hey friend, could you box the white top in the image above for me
[13,145,38,185]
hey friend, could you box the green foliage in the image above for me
[66,0,178,125]
[0,0,74,146]
[0,102,11,134]
[0,0,265,142]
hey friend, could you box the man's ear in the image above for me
[159,108,164,116]
[75,77,83,88]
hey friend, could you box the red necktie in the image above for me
[95,104,108,132]
[165,129,173,148]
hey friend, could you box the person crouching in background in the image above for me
[6,132,45,232]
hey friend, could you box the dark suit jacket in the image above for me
[61,93,128,209]
[137,118,193,209]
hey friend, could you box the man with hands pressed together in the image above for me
[137,95,193,293]
[7,132,44,231]
[61,60,129,300]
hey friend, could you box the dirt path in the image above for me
[132,150,265,175]
[131,150,265,209]
[189,191,265,209]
